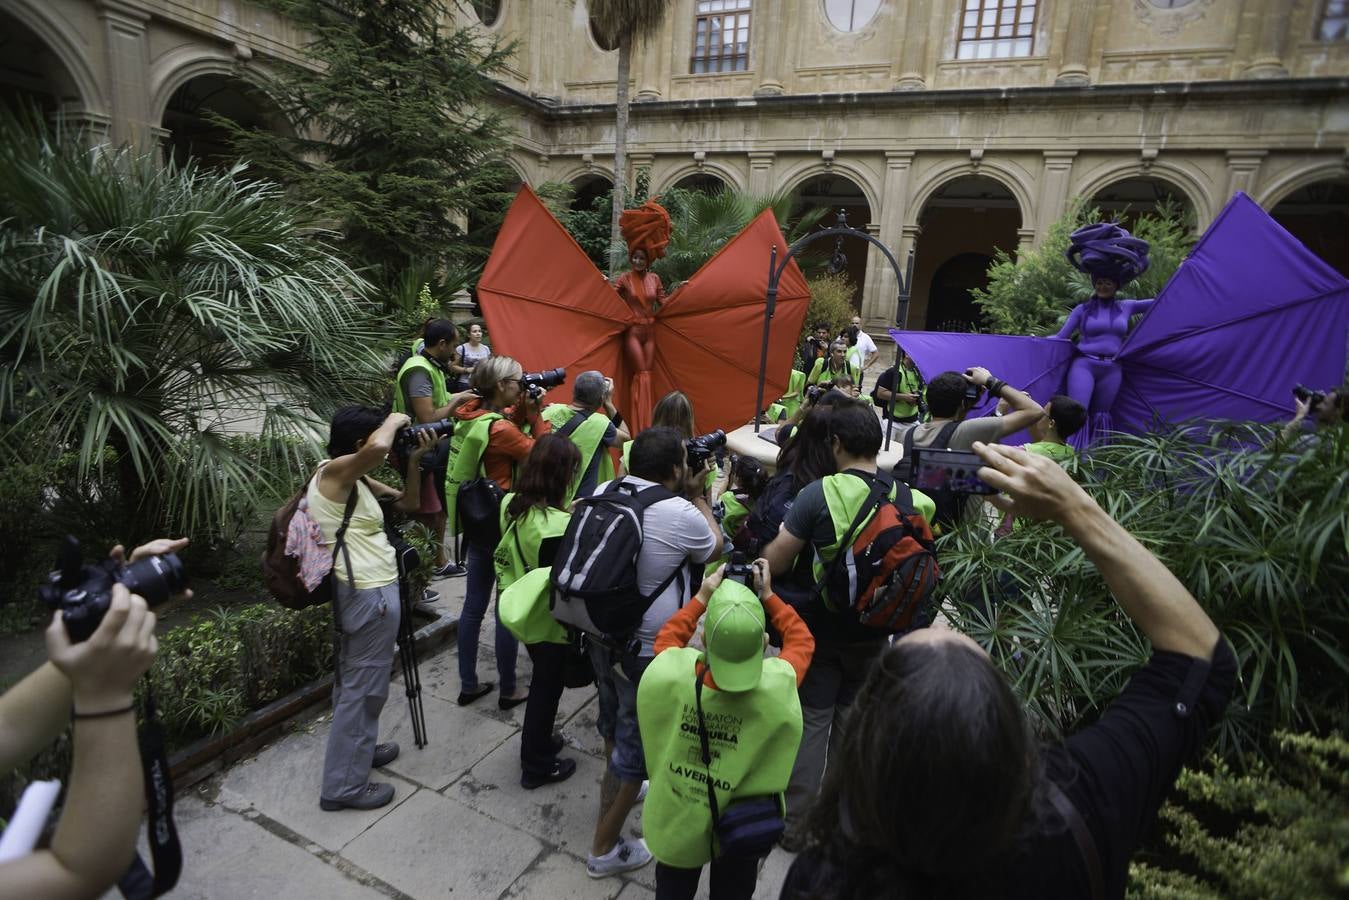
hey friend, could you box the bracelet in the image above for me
[610,411,624,427]
[986,377,1007,396]
[73,704,135,720]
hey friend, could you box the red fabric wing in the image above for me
[478,185,633,408]
[652,209,811,433]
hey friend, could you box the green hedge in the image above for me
[145,603,334,746]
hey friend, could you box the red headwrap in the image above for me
[619,200,672,262]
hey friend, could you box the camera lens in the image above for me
[118,554,188,608]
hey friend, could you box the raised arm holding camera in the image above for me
[1,538,186,900]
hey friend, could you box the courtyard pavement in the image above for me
[143,571,798,900]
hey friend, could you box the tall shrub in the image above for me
[0,108,389,547]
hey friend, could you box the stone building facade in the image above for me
[4,0,1348,333]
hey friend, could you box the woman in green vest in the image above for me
[494,434,583,790]
[638,561,814,899]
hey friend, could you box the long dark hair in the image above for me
[506,434,581,520]
[777,405,839,486]
[798,638,1042,899]
[326,405,386,458]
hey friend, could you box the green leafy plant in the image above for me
[800,274,859,359]
[223,0,516,294]
[972,199,1195,336]
[0,107,389,547]
[942,423,1349,760]
[1127,731,1349,899]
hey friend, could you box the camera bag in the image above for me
[262,476,358,610]
[811,473,940,635]
[549,479,683,643]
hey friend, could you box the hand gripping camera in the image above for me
[521,367,566,401]
[39,536,188,642]
[685,429,727,470]
[394,419,453,456]
[723,551,755,589]
[1293,384,1326,409]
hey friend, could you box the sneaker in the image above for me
[319,782,395,812]
[372,741,400,767]
[434,562,467,578]
[520,757,577,790]
[421,588,441,604]
[635,780,649,803]
[457,682,495,706]
[586,837,652,879]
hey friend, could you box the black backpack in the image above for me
[896,421,964,533]
[549,480,683,645]
[734,471,798,557]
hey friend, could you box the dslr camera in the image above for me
[394,419,453,456]
[723,551,755,589]
[805,384,826,404]
[521,367,566,400]
[686,429,727,470]
[39,536,188,642]
[1293,384,1326,409]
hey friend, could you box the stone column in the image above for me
[866,151,916,331]
[754,0,786,96]
[892,2,931,91]
[96,0,153,148]
[636,14,668,100]
[1054,0,1098,86]
[1242,1,1291,78]
[1016,228,1037,255]
[1035,150,1078,243]
[1224,150,1268,200]
[748,151,776,194]
[629,152,656,194]
[894,223,923,336]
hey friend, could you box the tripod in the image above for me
[397,581,428,748]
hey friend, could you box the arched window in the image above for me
[955,0,1036,60]
[472,0,501,27]
[692,0,751,74]
[825,0,882,32]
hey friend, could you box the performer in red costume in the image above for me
[475,185,812,440]
[611,201,673,431]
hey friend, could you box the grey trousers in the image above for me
[321,581,401,802]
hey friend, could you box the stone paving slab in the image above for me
[380,692,518,792]
[343,788,544,899]
[501,849,625,900]
[216,723,417,853]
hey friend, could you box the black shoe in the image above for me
[372,741,400,767]
[521,757,577,790]
[320,782,395,811]
[457,682,495,706]
[434,562,467,578]
[498,690,529,711]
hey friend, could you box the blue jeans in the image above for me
[458,540,518,695]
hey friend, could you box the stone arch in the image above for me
[906,160,1034,232]
[785,169,876,310]
[778,159,882,218]
[1255,161,1349,209]
[149,49,287,129]
[0,0,108,117]
[502,155,532,185]
[555,162,617,187]
[1266,173,1349,277]
[653,161,746,195]
[1072,160,1214,229]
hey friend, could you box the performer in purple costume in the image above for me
[1056,223,1155,415]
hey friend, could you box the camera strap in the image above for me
[117,686,181,899]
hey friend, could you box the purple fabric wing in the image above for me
[1115,192,1349,431]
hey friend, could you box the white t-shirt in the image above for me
[855,328,878,360]
[595,476,720,656]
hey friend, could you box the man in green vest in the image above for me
[391,318,467,577]
[542,370,630,501]
[639,560,813,899]
[1022,394,1085,464]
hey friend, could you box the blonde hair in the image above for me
[471,355,521,403]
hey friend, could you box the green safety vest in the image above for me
[813,473,936,584]
[637,647,802,868]
[807,357,860,387]
[846,344,865,373]
[882,367,924,420]
[542,404,615,502]
[703,491,750,577]
[443,411,502,536]
[495,498,571,645]
[1024,441,1076,464]
[392,353,449,417]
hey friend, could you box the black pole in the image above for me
[885,246,918,451]
[754,245,780,434]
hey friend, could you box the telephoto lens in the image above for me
[38,536,188,642]
[394,419,453,456]
[685,429,728,469]
[521,367,566,399]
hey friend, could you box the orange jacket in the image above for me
[654,593,815,690]
[453,397,550,491]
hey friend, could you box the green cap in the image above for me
[704,580,766,692]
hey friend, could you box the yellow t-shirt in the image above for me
[306,464,398,589]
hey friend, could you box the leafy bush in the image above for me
[801,274,859,359]
[1127,732,1349,899]
[0,106,390,548]
[146,603,334,746]
[941,423,1349,760]
[972,199,1195,336]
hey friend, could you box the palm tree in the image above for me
[587,0,671,273]
[0,107,389,544]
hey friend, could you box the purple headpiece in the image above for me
[1066,222,1151,285]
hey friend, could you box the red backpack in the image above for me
[812,474,940,633]
[261,477,357,610]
